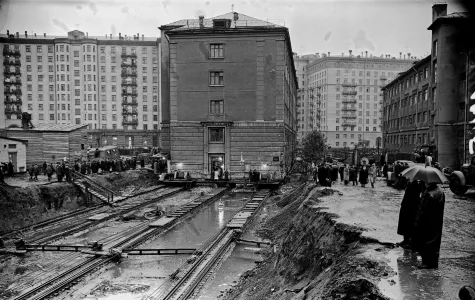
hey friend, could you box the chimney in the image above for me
[199,15,204,28]
[44,33,46,37]
[137,32,139,40]
[328,52,330,56]
[7,30,9,36]
[25,31,27,38]
[432,3,447,22]
[110,34,112,39]
[407,53,411,59]
[34,33,36,37]
[365,51,368,57]
[142,34,144,41]
[399,52,402,59]
[404,54,406,59]
[349,50,352,56]
[119,32,121,39]
[86,32,88,38]
[16,32,19,38]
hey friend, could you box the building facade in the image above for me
[160,12,298,176]
[1,30,161,148]
[301,53,416,149]
[0,136,27,173]
[382,4,473,169]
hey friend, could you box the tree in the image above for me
[301,130,327,164]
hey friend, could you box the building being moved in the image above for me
[159,12,298,177]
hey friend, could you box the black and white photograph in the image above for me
[0,0,474,299]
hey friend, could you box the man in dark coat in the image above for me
[56,162,64,182]
[317,164,327,186]
[412,182,445,269]
[140,158,145,168]
[331,164,338,182]
[397,180,425,248]
[359,165,368,187]
[7,162,14,176]
[46,164,53,181]
[42,161,47,175]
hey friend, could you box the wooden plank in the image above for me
[88,213,113,221]
[149,217,176,227]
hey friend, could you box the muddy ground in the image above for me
[223,178,475,300]
[0,170,156,233]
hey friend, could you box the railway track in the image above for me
[10,188,230,300]
[1,185,167,241]
[148,189,272,300]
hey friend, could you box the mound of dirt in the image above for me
[0,183,82,233]
[87,170,155,195]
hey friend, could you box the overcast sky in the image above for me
[0,0,466,58]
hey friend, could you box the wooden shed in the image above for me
[5,124,88,166]
[0,137,28,173]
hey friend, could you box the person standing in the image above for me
[425,153,433,167]
[397,180,425,248]
[369,163,377,188]
[359,165,368,187]
[412,181,445,269]
[33,164,39,181]
[7,161,14,177]
[343,164,350,185]
[42,161,47,176]
[28,165,34,181]
[46,164,53,181]
[349,165,357,186]
[56,162,64,182]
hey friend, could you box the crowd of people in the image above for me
[312,163,378,188]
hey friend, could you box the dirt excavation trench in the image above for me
[223,183,399,300]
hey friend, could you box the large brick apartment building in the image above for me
[160,12,297,176]
[382,4,474,169]
[1,30,160,148]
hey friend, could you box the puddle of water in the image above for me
[379,248,473,300]
[81,192,249,300]
[196,243,262,300]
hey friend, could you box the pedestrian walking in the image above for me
[425,153,433,167]
[397,180,425,249]
[28,164,34,181]
[359,165,368,187]
[413,181,445,269]
[343,164,350,185]
[42,161,47,175]
[7,161,14,177]
[369,163,377,188]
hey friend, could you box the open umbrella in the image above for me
[400,165,448,184]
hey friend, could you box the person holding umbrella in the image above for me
[400,165,447,269]
[397,180,425,248]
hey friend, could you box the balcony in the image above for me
[121,91,138,97]
[342,83,357,88]
[5,108,22,115]
[342,122,357,127]
[122,119,138,126]
[342,114,357,119]
[121,71,137,78]
[380,76,387,81]
[342,99,357,104]
[122,100,138,106]
[120,52,137,59]
[4,79,21,85]
[4,98,22,105]
[3,60,21,67]
[3,48,21,57]
[342,90,357,96]
[4,69,21,76]
[122,110,138,116]
[121,80,137,87]
[342,107,357,112]
[4,89,22,96]
[120,62,137,68]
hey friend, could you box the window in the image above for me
[336,134,340,139]
[433,40,438,57]
[210,71,224,86]
[210,44,224,58]
[336,126,339,131]
[50,114,54,120]
[209,128,224,143]
[210,100,224,114]
[143,105,148,112]
[433,62,437,83]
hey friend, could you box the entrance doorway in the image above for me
[9,152,17,172]
[209,154,225,173]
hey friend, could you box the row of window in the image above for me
[335,126,379,132]
[385,111,431,128]
[385,133,429,146]
[309,62,406,74]
[21,45,158,55]
[386,66,430,97]
[336,118,379,124]
[336,133,363,139]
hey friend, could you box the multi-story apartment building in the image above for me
[294,53,319,144]
[1,30,160,148]
[301,53,416,148]
[160,12,297,176]
[382,4,473,169]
